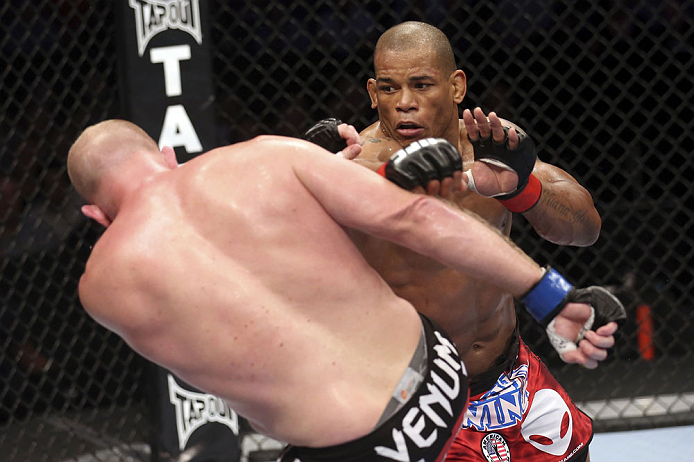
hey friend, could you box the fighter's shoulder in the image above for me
[359,121,380,138]
[81,223,147,294]
[80,226,163,334]
[357,126,403,162]
[200,136,325,169]
[249,135,332,159]
[223,135,318,154]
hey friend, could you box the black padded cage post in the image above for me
[114,0,240,460]
[0,1,693,461]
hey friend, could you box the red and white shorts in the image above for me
[445,338,592,462]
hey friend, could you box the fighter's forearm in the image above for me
[300,134,544,294]
[521,177,601,246]
[394,195,544,298]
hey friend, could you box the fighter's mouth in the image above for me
[396,122,424,138]
[397,122,422,130]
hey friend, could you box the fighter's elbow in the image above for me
[582,220,601,246]
[399,194,443,224]
[390,195,456,250]
[571,208,601,246]
[539,214,601,247]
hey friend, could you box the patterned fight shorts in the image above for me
[445,337,592,462]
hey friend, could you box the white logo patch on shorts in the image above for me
[519,388,572,456]
[481,433,511,462]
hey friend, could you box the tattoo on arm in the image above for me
[541,191,591,227]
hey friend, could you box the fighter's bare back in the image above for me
[77,136,425,446]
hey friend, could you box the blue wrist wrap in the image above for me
[522,267,574,323]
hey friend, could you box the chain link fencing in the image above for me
[1,0,693,460]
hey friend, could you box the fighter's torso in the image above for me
[355,121,517,376]
[79,136,423,446]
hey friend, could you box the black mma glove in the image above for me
[468,123,536,198]
[467,122,543,212]
[376,138,463,190]
[521,266,627,359]
[301,118,345,153]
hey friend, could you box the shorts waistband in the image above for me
[373,323,428,428]
[281,314,469,462]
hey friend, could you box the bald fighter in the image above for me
[68,120,623,462]
[302,21,625,462]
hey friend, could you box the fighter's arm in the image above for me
[523,161,601,246]
[292,139,624,369]
[303,118,463,198]
[353,137,402,172]
[293,141,543,297]
[463,108,601,246]
[302,118,405,178]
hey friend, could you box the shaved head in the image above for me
[374,22,457,75]
[67,119,159,202]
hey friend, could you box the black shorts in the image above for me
[281,314,470,462]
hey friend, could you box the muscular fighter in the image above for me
[302,21,623,462]
[68,120,623,462]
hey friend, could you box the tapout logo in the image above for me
[129,0,202,56]
[167,374,239,450]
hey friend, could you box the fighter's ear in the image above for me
[161,146,178,169]
[81,205,112,228]
[450,69,467,104]
[367,78,378,109]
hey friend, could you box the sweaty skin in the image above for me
[72,123,561,449]
[356,38,603,377]
[353,128,517,377]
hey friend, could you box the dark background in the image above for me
[1,0,692,460]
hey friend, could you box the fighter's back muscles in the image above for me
[77,136,430,446]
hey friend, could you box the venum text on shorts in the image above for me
[374,330,466,461]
